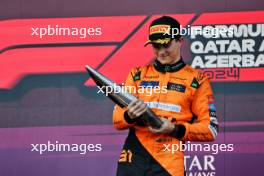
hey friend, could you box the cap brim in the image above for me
[144,38,172,47]
[144,40,153,47]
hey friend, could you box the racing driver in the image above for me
[112,16,219,176]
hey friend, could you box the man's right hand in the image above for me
[127,99,148,120]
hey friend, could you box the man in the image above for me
[112,16,218,176]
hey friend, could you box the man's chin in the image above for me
[157,58,172,65]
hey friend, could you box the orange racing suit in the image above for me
[113,58,218,176]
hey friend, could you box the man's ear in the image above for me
[178,37,184,44]
[177,37,184,48]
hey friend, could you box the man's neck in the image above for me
[154,56,185,73]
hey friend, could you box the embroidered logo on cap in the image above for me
[149,25,170,35]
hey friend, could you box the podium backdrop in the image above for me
[0,1,264,175]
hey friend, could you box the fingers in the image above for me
[148,117,166,134]
[133,103,147,117]
[148,126,159,134]
[127,100,147,119]
[127,99,138,110]
[149,117,174,135]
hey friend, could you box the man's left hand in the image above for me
[149,117,175,135]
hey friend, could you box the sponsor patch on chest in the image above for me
[167,82,186,93]
[140,81,159,87]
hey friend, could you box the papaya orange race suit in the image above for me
[112,58,219,176]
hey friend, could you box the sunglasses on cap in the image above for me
[151,40,172,49]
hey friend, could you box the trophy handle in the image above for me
[140,109,163,129]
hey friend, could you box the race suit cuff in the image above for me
[124,111,137,124]
[170,124,186,139]
[180,123,190,141]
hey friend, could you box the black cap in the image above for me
[145,16,181,46]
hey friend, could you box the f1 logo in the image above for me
[0,14,194,89]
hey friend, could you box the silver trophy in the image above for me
[85,65,162,129]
